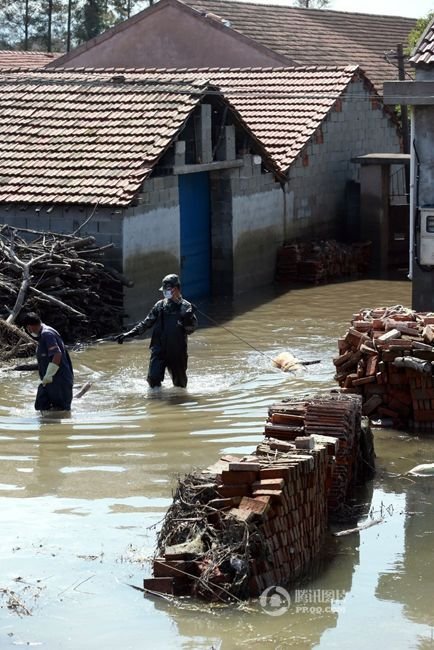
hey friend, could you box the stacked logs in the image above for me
[144,438,331,600]
[264,393,373,513]
[334,305,434,431]
[276,240,371,284]
[0,225,131,345]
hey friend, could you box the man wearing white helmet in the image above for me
[116,274,197,388]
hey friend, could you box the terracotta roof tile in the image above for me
[185,0,415,91]
[410,18,434,65]
[0,50,60,69]
[0,71,211,206]
[0,65,392,207]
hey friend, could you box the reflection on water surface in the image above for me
[0,280,433,649]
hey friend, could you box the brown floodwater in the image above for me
[0,279,433,650]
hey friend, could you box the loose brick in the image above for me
[143,577,190,596]
[228,462,261,472]
[221,470,258,485]
[217,484,251,498]
[252,488,284,503]
[154,559,193,578]
[252,477,285,491]
[259,466,292,480]
[239,495,271,516]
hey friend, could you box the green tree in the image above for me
[111,0,142,22]
[293,0,330,8]
[0,0,39,49]
[0,0,151,51]
[407,11,434,54]
[74,0,106,41]
[31,0,73,51]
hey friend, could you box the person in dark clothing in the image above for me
[116,274,198,388]
[22,313,74,411]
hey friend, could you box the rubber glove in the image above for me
[116,330,135,344]
[42,362,59,386]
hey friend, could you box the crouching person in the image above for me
[22,312,74,412]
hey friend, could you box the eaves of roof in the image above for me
[409,17,434,66]
[0,69,286,208]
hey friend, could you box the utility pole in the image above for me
[24,0,29,50]
[67,0,72,51]
[397,43,409,154]
[47,0,53,52]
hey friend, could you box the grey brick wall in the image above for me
[287,78,401,240]
[122,175,180,321]
[0,204,123,267]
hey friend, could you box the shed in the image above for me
[0,66,402,318]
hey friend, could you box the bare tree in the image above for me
[293,0,330,8]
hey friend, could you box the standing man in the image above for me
[116,273,198,388]
[22,312,74,412]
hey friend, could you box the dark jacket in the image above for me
[130,298,197,357]
[37,324,74,385]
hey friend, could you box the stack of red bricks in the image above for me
[275,240,371,284]
[334,305,434,430]
[143,438,331,600]
[265,394,361,512]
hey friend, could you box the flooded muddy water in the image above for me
[0,279,433,649]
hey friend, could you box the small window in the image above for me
[427,215,434,233]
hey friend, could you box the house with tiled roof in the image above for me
[384,17,434,312]
[0,50,60,68]
[0,65,401,313]
[46,0,416,93]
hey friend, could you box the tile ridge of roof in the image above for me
[0,49,60,55]
[187,0,416,20]
[0,66,47,72]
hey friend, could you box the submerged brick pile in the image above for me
[275,240,371,284]
[334,305,434,431]
[265,393,365,512]
[144,439,331,600]
[143,394,370,601]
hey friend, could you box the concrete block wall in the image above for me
[228,155,284,292]
[122,175,180,322]
[286,78,401,241]
[209,170,234,295]
[0,204,122,267]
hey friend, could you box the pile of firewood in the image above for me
[0,225,131,347]
[275,240,371,284]
[334,305,434,431]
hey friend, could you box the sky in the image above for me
[235,0,433,18]
[328,0,432,18]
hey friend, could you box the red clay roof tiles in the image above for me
[0,65,388,207]
[410,19,434,65]
[0,71,211,206]
[184,0,416,91]
[0,50,60,69]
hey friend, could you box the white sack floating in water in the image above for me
[407,463,434,477]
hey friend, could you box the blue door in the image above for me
[179,172,211,298]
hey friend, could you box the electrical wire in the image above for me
[192,303,321,368]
